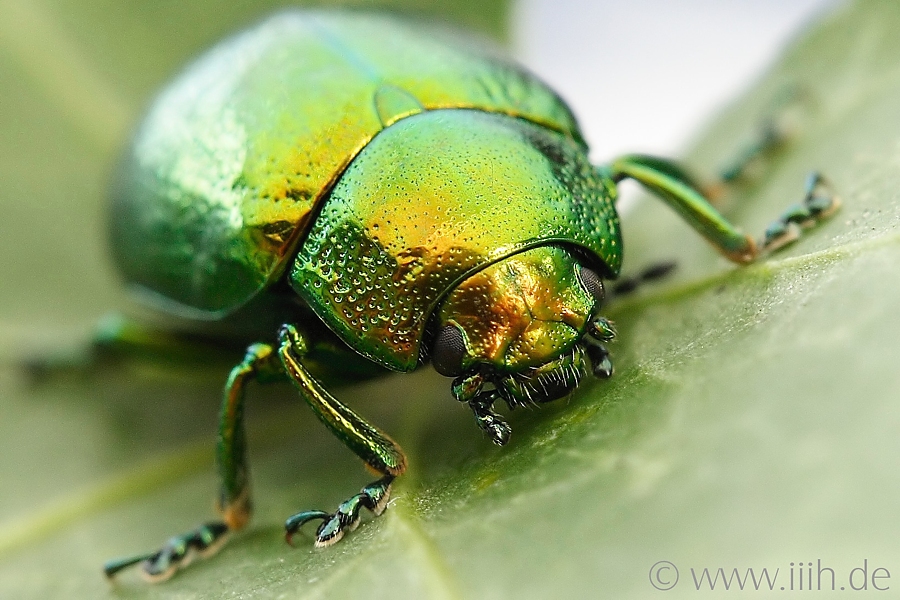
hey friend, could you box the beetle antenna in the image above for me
[582,339,614,379]
[467,390,511,446]
[587,317,616,343]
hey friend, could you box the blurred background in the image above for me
[515,0,836,158]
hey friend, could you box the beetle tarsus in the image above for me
[104,522,229,583]
[284,476,394,547]
[719,85,813,185]
[284,510,331,546]
[760,172,840,254]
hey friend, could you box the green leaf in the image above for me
[2,0,897,598]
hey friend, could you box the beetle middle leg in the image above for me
[104,324,405,579]
[103,342,284,582]
[717,85,813,188]
[277,323,407,546]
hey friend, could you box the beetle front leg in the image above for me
[104,343,283,582]
[609,154,839,264]
[277,324,407,546]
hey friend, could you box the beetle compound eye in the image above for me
[578,266,605,308]
[432,325,468,377]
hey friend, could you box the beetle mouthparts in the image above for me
[496,345,587,407]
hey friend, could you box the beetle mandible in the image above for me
[101,11,838,581]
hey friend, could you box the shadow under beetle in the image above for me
[101,11,839,581]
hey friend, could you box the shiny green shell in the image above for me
[111,11,622,369]
[291,109,620,371]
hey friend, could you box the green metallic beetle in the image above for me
[102,11,838,581]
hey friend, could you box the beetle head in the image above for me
[432,245,615,430]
